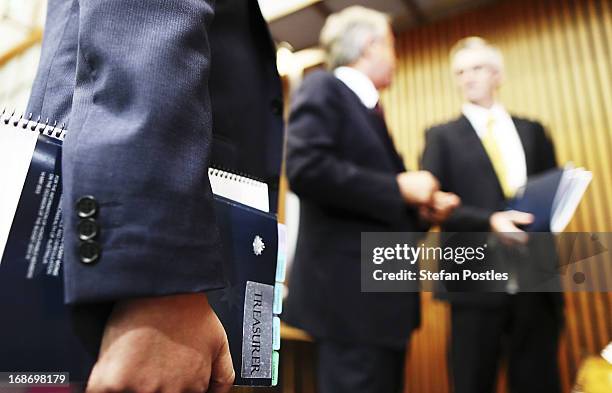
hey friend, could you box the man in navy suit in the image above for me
[421,37,562,393]
[284,7,459,393]
[26,1,283,392]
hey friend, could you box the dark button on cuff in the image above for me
[271,98,283,116]
[79,240,101,265]
[76,196,98,218]
[77,218,99,241]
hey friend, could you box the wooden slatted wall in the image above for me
[378,0,611,392]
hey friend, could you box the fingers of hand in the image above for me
[208,340,235,393]
[507,210,534,225]
[421,192,460,223]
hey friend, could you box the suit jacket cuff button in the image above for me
[76,195,98,218]
[79,240,101,265]
[77,218,99,241]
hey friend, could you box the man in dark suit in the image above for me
[284,6,459,393]
[26,1,283,392]
[421,37,562,393]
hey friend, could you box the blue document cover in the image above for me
[507,168,564,232]
[0,117,284,387]
[508,166,591,232]
[209,195,279,386]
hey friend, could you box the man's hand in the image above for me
[489,210,534,245]
[86,293,234,393]
[419,191,461,224]
[396,171,439,206]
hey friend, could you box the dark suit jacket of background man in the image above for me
[26,0,283,350]
[284,70,425,349]
[421,115,562,309]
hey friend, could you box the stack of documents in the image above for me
[509,165,592,232]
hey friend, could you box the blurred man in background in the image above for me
[421,37,562,393]
[284,6,459,393]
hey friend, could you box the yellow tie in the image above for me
[481,116,514,198]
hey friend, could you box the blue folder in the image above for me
[507,168,564,232]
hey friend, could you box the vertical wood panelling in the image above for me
[379,1,612,392]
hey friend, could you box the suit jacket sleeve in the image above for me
[286,74,408,225]
[28,0,225,304]
[421,126,495,231]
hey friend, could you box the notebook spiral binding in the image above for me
[0,108,66,141]
[209,163,267,184]
[208,167,267,188]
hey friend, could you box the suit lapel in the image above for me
[512,117,535,175]
[457,115,505,196]
[367,109,406,171]
[338,80,406,172]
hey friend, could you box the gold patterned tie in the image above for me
[481,115,514,198]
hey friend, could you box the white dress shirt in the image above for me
[333,66,379,109]
[462,102,528,193]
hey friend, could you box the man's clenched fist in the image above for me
[86,293,234,393]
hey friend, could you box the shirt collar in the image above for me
[462,102,509,134]
[333,66,379,109]
[462,101,507,117]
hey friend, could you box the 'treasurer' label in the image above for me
[241,281,274,379]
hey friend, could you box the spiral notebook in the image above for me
[0,110,286,387]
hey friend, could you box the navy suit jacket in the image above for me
[422,115,562,309]
[422,115,557,232]
[27,0,282,312]
[284,71,423,349]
